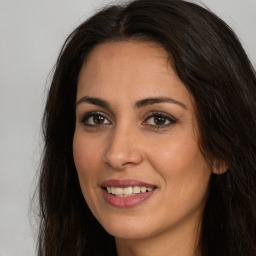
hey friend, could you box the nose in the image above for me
[103,125,144,170]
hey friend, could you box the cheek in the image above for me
[148,134,210,198]
[73,133,106,215]
[73,131,102,167]
[149,139,210,224]
[73,134,103,189]
[150,135,204,172]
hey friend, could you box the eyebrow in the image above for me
[76,96,110,109]
[76,96,187,109]
[135,97,187,109]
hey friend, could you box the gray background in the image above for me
[0,0,255,255]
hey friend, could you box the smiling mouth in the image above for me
[104,186,155,197]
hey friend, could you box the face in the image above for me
[73,41,211,241]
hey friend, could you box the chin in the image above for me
[100,215,155,240]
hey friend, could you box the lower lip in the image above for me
[102,189,155,208]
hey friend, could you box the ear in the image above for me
[211,160,228,175]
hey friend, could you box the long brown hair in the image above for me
[37,0,256,255]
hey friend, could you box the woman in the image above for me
[37,0,256,255]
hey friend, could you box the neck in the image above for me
[115,215,202,256]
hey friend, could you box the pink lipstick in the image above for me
[100,179,156,208]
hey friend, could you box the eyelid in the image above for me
[78,110,177,129]
[142,111,177,127]
[79,111,112,126]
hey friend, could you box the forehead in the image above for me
[77,41,192,109]
[85,40,168,66]
[79,41,170,84]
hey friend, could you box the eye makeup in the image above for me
[78,109,178,131]
[143,111,177,129]
[79,111,112,127]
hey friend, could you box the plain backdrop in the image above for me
[0,0,255,255]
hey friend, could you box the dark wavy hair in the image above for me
[37,0,256,255]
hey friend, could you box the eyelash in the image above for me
[79,111,177,129]
[143,111,177,129]
[79,111,111,127]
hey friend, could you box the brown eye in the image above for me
[153,116,167,125]
[93,115,105,124]
[146,115,170,126]
[143,113,177,128]
[81,112,111,126]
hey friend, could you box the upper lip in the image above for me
[100,179,156,188]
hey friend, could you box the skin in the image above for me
[73,41,212,256]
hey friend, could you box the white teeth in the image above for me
[123,186,133,195]
[134,186,140,194]
[106,186,154,197]
[115,187,123,195]
[141,187,146,193]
